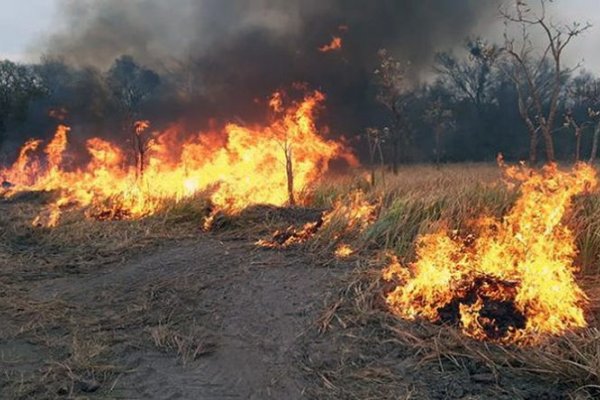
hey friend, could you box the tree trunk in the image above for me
[541,126,555,163]
[285,147,295,206]
[434,127,441,166]
[590,121,600,164]
[378,142,386,186]
[134,131,145,181]
[138,147,145,179]
[575,128,582,163]
[529,130,538,165]
[391,136,399,175]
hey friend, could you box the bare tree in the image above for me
[563,111,584,162]
[282,134,296,207]
[365,127,388,186]
[270,92,297,206]
[424,96,454,166]
[132,120,155,179]
[374,49,411,173]
[570,75,600,163]
[563,73,597,162]
[590,109,600,163]
[435,38,500,112]
[107,56,160,176]
[500,0,591,163]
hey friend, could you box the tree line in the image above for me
[371,0,598,169]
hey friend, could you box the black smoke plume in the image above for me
[41,0,498,133]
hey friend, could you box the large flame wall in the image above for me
[0,90,356,226]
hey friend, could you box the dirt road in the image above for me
[1,236,338,399]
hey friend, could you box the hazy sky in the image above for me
[0,0,58,59]
[1,0,599,73]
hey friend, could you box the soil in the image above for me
[1,236,339,399]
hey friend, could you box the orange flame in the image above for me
[0,90,357,226]
[318,36,343,53]
[335,244,354,258]
[134,120,151,135]
[383,163,597,344]
[257,190,376,248]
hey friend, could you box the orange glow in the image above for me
[257,190,376,248]
[383,163,597,344]
[0,90,357,226]
[335,244,354,258]
[318,36,343,53]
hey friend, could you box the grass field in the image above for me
[2,163,600,398]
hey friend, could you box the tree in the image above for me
[570,75,600,163]
[132,120,155,179]
[563,72,598,162]
[501,0,590,163]
[269,91,297,206]
[563,111,584,162]
[374,48,411,173]
[0,60,45,144]
[35,58,112,128]
[424,94,455,165]
[107,56,160,177]
[435,38,500,112]
[365,127,388,186]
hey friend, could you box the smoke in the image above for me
[41,0,499,135]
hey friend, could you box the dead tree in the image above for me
[283,138,296,206]
[435,38,499,113]
[501,0,591,163]
[565,72,600,163]
[107,56,160,177]
[133,120,155,180]
[365,127,388,186]
[374,49,411,173]
[577,78,600,163]
[424,97,454,166]
[564,111,584,162]
[589,109,600,163]
[270,92,297,206]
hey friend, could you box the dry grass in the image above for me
[301,163,600,399]
[301,259,600,398]
[0,193,217,398]
[4,163,600,398]
[0,265,217,398]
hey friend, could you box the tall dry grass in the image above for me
[305,163,600,398]
[5,163,600,397]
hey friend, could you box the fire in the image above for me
[318,36,343,53]
[0,90,356,226]
[335,244,354,258]
[258,190,377,248]
[383,163,597,344]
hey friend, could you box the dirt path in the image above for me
[3,236,339,399]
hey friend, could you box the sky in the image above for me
[1,0,599,74]
[0,0,58,60]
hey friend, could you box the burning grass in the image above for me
[0,89,355,227]
[298,163,600,398]
[383,163,597,344]
[4,162,600,397]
